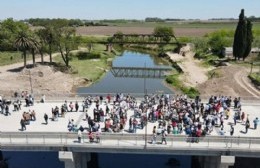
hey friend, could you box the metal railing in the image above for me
[1,132,260,151]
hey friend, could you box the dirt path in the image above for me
[167,47,209,87]
[167,46,260,99]
[179,51,209,87]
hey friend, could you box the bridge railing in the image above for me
[1,132,260,150]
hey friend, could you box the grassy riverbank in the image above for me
[54,44,118,82]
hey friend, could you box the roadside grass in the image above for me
[0,51,24,66]
[248,72,260,86]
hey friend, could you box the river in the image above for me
[77,51,173,95]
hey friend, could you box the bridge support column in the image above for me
[220,156,235,168]
[198,155,235,168]
[59,151,75,168]
[59,151,91,168]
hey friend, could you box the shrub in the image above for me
[76,51,101,60]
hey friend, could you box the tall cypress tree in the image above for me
[233,9,247,60]
[243,20,253,60]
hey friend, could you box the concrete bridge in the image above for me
[1,132,260,156]
[0,97,260,168]
[1,132,260,168]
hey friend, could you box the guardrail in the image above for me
[1,132,260,151]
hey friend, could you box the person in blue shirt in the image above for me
[253,117,259,130]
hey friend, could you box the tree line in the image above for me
[24,18,107,27]
[0,18,80,67]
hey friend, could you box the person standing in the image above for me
[69,102,74,112]
[133,118,138,133]
[129,117,133,132]
[253,117,259,130]
[245,119,250,134]
[233,114,237,125]
[230,125,234,136]
[75,101,79,112]
[20,118,26,131]
[161,129,167,145]
[78,130,82,143]
[151,126,157,144]
[44,113,48,125]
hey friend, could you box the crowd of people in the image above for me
[0,91,259,144]
[75,93,259,144]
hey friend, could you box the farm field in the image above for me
[76,21,260,37]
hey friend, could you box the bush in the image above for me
[181,87,200,98]
[76,51,101,60]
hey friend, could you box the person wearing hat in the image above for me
[253,117,259,130]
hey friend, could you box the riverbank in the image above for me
[0,45,118,98]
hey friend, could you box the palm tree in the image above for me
[14,31,33,68]
[30,38,40,67]
[45,27,55,63]
[35,26,56,63]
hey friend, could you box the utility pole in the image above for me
[144,62,147,149]
[29,69,33,94]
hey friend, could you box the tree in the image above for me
[233,9,253,60]
[45,27,56,63]
[153,26,174,43]
[56,27,78,67]
[207,30,233,54]
[30,38,40,67]
[14,31,33,67]
[0,18,29,51]
[243,20,253,60]
[35,30,46,63]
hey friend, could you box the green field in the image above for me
[0,52,24,66]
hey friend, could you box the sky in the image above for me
[0,0,260,20]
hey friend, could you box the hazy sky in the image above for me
[1,0,259,20]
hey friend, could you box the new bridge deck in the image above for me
[0,97,260,156]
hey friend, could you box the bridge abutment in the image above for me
[198,155,234,168]
[59,151,91,168]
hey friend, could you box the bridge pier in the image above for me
[198,155,235,168]
[59,151,91,168]
[59,151,75,168]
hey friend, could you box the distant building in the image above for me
[222,47,233,57]
[222,47,260,57]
